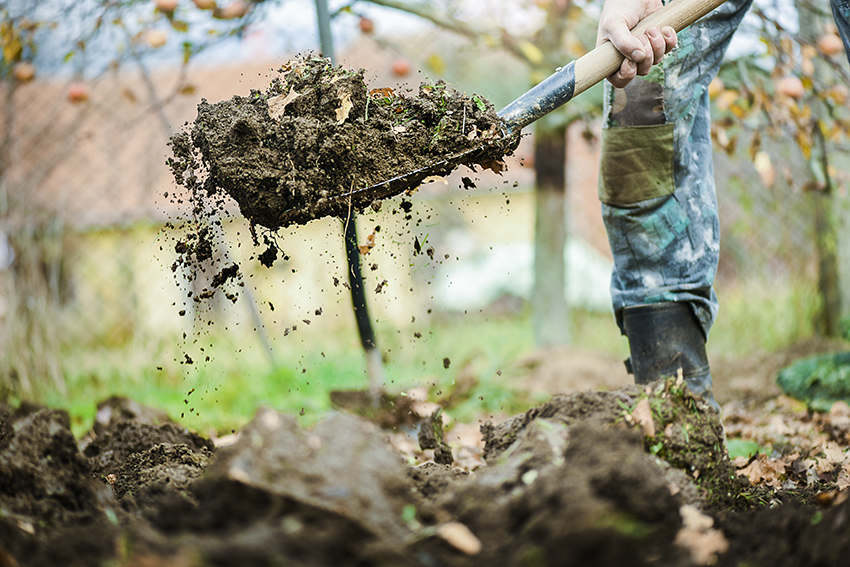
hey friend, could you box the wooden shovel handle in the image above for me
[574,0,729,96]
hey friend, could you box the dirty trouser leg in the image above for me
[830,0,850,66]
[599,0,753,339]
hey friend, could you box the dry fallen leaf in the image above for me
[358,230,376,255]
[675,505,729,565]
[420,175,447,185]
[680,504,714,531]
[369,87,396,99]
[336,91,353,124]
[676,526,729,565]
[267,87,300,121]
[768,415,794,436]
[738,453,786,488]
[436,522,482,556]
[480,159,505,175]
[836,465,850,491]
[631,398,656,437]
[822,442,846,465]
[831,400,850,418]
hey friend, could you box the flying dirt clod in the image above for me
[167,54,518,231]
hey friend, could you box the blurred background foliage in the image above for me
[1,0,848,433]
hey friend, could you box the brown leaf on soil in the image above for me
[767,415,794,436]
[436,522,482,555]
[631,398,656,437]
[821,441,846,465]
[675,505,729,565]
[738,453,786,488]
[830,400,850,417]
[837,466,850,491]
[336,91,353,124]
[369,87,396,99]
[267,87,300,121]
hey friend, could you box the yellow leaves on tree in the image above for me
[1,20,24,64]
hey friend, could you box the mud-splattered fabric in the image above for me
[599,0,753,337]
[831,0,850,65]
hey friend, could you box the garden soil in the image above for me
[4,377,850,567]
[167,54,518,232]
[16,54,849,567]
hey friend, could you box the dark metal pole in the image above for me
[314,0,384,396]
[314,0,335,62]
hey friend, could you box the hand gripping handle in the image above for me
[498,0,730,133]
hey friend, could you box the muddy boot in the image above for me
[622,302,720,413]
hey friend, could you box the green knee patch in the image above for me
[599,123,675,206]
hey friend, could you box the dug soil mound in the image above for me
[2,381,850,566]
[168,54,518,230]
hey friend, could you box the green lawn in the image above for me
[41,279,828,439]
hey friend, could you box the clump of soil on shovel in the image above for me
[168,54,518,231]
[3,381,849,567]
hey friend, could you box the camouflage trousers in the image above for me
[599,0,753,338]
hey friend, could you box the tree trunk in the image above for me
[800,4,845,337]
[532,118,570,346]
[837,190,850,337]
[530,0,572,347]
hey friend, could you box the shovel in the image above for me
[278,0,729,226]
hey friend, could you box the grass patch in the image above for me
[711,279,820,357]
[48,309,540,437]
[38,279,824,439]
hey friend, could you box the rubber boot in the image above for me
[622,302,720,413]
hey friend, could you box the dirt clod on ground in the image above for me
[83,413,213,479]
[167,54,518,231]
[3,377,850,566]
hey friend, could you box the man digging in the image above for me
[594,0,850,412]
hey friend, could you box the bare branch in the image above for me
[354,0,534,65]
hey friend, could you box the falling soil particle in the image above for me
[167,54,518,231]
[210,262,239,287]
